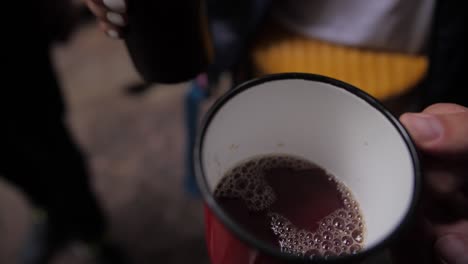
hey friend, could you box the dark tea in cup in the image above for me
[214,154,365,259]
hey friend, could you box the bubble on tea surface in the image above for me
[235,179,248,190]
[334,247,342,254]
[268,182,366,257]
[323,251,335,259]
[305,249,320,259]
[342,236,353,246]
[313,234,323,243]
[322,231,333,241]
[216,154,366,258]
[338,210,347,218]
[333,238,341,246]
[350,244,361,254]
[321,241,333,250]
[346,224,355,232]
[333,217,345,229]
[266,157,366,258]
[352,230,363,243]
[214,156,279,211]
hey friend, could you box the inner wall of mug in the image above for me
[200,78,415,250]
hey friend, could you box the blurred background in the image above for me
[0,2,222,263]
[0,0,465,263]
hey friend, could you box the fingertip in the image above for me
[99,22,122,39]
[102,0,127,12]
[399,113,412,129]
[400,113,444,149]
[86,0,107,19]
[106,11,127,26]
[106,29,121,39]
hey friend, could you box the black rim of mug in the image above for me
[194,72,421,263]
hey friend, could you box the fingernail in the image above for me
[402,113,443,143]
[103,0,126,12]
[106,12,125,26]
[106,29,120,39]
[436,234,468,264]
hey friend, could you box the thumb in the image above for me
[400,105,468,155]
[435,234,468,264]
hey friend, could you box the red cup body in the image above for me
[204,205,285,264]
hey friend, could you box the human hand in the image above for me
[84,0,127,38]
[399,103,468,264]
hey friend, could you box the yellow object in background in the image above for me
[252,24,428,100]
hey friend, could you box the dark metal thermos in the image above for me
[124,1,212,84]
